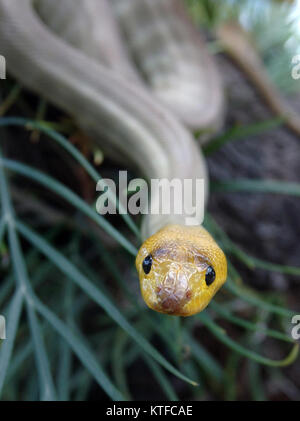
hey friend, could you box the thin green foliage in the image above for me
[1,157,137,256]
[212,178,300,198]
[0,106,298,400]
[198,313,299,367]
[16,220,197,387]
[0,117,140,239]
[203,118,283,155]
[210,301,293,343]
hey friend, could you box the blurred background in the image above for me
[0,0,300,401]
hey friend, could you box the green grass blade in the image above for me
[205,213,300,277]
[6,340,33,385]
[0,117,140,238]
[0,85,22,116]
[231,248,300,277]
[16,221,198,386]
[199,313,299,367]
[0,149,56,400]
[210,301,293,343]
[0,289,24,395]
[203,117,283,155]
[25,302,57,400]
[2,157,137,256]
[0,217,6,244]
[7,225,57,401]
[183,331,223,382]
[224,352,241,401]
[211,178,300,197]
[143,354,179,401]
[33,297,125,401]
[0,276,14,308]
[112,329,132,400]
[205,214,298,316]
[226,276,295,319]
[57,284,73,401]
[248,360,266,401]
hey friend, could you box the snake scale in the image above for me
[0,0,227,316]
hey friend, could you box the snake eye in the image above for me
[142,254,153,274]
[205,266,215,286]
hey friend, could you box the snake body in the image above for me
[110,0,225,132]
[0,0,227,316]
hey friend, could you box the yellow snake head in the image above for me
[136,225,227,316]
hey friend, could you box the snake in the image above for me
[0,0,227,316]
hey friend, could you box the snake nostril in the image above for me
[156,268,192,313]
[185,289,192,300]
[157,288,192,314]
[161,296,180,313]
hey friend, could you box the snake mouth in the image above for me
[161,294,191,314]
[161,295,181,314]
[156,288,192,314]
[156,269,192,314]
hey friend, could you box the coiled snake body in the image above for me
[0,0,227,316]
